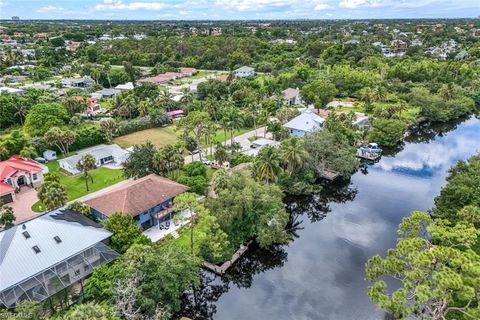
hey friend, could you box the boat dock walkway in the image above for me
[203,240,254,275]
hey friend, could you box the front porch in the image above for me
[143,209,194,242]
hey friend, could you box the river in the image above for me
[181,116,480,320]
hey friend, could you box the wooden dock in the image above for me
[356,149,381,160]
[319,168,340,181]
[202,240,254,275]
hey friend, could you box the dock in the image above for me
[356,149,381,160]
[202,240,254,275]
[319,168,340,181]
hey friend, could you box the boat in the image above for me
[359,143,383,153]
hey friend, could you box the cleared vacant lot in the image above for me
[114,127,180,148]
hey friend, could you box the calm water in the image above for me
[181,116,480,320]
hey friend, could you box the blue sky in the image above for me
[0,0,479,20]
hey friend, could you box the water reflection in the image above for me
[182,116,480,320]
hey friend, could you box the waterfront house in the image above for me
[83,174,189,230]
[0,156,47,204]
[283,110,325,137]
[58,144,129,175]
[0,208,118,307]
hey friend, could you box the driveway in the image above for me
[10,188,39,223]
[184,126,268,163]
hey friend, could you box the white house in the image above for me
[243,138,280,157]
[283,109,325,137]
[233,66,255,78]
[0,87,26,95]
[115,82,134,90]
[91,88,121,99]
[281,88,301,106]
[59,144,130,175]
[61,76,95,88]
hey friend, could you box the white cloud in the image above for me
[314,3,333,11]
[338,0,389,9]
[95,0,165,11]
[215,0,289,11]
[36,5,65,13]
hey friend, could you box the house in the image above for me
[42,150,57,161]
[352,113,370,129]
[83,174,189,230]
[243,138,280,157]
[0,87,25,95]
[283,109,325,137]
[281,88,301,106]
[0,156,48,204]
[72,96,104,116]
[58,144,129,175]
[138,72,182,85]
[0,208,119,307]
[61,76,95,88]
[179,67,197,77]
[391,39,408,52]
[91,88,121,99]
[115,82,134,90]
[233,66,255,78]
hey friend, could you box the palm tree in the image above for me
[253,145,282,183]
[76,154,96,192]
[267,120,283,141]
[138,100,151,117]
[279,137,309,174]
[221,108,244,145]
[36,180,68,211]
[14,104,29,125]
[103,62,112,88]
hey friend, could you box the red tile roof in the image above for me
[0,156,43,182]
[0,181,15,195]
[84,174,189,217]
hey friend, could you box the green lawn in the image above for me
[172,217,210,254]
[32,160,125,212]
[113,126,180,148]
[114,125,253,150]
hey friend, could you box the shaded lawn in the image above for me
[32,160,125,212]
[171,217,210,254]
[113,126,180,148]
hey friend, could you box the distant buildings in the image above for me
[61,76,95,88]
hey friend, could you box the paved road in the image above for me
[184,126,268,163]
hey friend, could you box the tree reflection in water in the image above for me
[180,244,288,320]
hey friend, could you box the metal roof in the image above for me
[59,144,128,169]
[283,110,325,133]
[0,208,113,292]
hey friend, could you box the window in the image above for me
[22,231,31,239]
[32,173,38,181]
[54,236,62,244]
[32,246,41,254]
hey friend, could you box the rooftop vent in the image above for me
[22,231,31,239]
[32,246,41,254]
[54,236,62,244]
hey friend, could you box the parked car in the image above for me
[201,159,211,165]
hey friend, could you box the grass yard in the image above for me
[114,126,180,148]
[32,160,125,212]
[211,127,252,144]
[172,217,210,254]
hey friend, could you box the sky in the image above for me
[0,0,479,20]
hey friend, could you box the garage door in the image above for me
[0,193,13,204]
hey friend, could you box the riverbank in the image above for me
[180,116,480,319]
